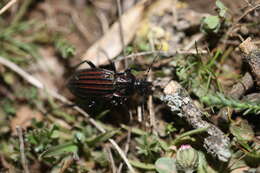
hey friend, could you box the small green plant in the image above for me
[200,0,228,34]
[136,134,162,162]
[92,150,110,167]
[26,125,60,153]
[175,49,222,98]
[54,37,76,59]
[201,92,260,115]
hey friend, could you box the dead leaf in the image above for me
[11,106,43,134]
[82,0,149,65]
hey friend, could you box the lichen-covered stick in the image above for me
[161,80,231,162]
[239,37,260,87]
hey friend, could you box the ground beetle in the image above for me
[67,60,152,106]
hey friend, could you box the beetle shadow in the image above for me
[74,98,131,125]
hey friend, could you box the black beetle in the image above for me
[67,60,152,105]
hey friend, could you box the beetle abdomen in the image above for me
[68,68,115,98]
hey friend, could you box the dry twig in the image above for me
[225,3,260,39]
[107,147,117,173]
[236,3,260,23]
[183,33,204,51]
[16,126,30,173]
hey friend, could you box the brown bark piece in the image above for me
[245,50,260,87]
[239,37,260,87]
[229,72,254,99]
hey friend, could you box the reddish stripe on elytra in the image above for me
[76,80,113,85]
[78,85,114,90]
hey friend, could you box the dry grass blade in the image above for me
[0,0,17,15]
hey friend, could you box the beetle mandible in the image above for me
[67,60,152,105]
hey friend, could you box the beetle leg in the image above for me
[111,99,119,106]
[86,61,97,68]
[87,100,96,108]
[101,54,116,72]
[116,68,131,75]
[112,93,127,105]
[104,94,119,105]
[125,68,132,73]
[110,61,116,73]
[74,60,97,69]
[104,58,116,72]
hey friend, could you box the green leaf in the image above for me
[171,128,207,145]
[121,124,147,136]
[74,132,86,143]
[237,140,252,152]
[7,37,40,59]
[158,139,169,151]
[135,135,161,160]
[201,16,221,34]
[197,152,217,173]
[40,142,78,158]
[86,130,118,147]
[50,130,60,138]
[216,0,227,18]
[155,157,177,173]
[230,119,254,142]
[129,160,155,170]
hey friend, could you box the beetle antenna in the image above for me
[144,42,163,79]
[144,55,159,80]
